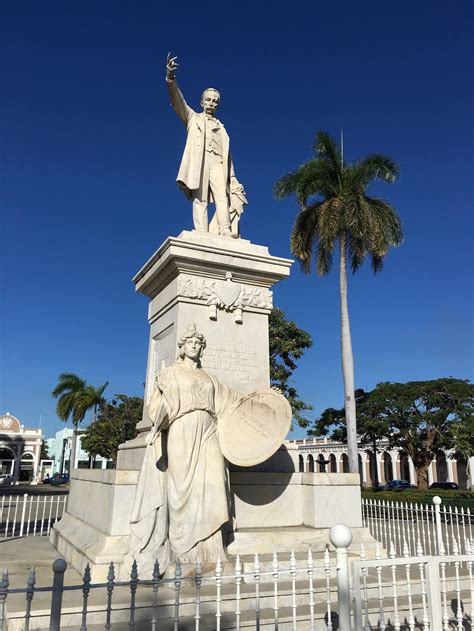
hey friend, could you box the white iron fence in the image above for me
[362,495,473,557]
[1,549,339,630]
[1,524,473,630]
[0,493,67,538]
[353,541,474,630]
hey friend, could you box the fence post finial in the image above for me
[432,495,444,555]
[49,559,67,631]
[329,524,353,631]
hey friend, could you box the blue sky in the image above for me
[1,1,473,439]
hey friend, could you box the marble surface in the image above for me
[218,389,292,466]
[65,469,139,536]
[131,230,292,432]
[52,468,367,579]
[50,469,140,579]
[230,472,363,531]
[165,54,247,237]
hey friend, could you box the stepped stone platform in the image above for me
[51,467,373,580]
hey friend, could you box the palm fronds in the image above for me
[275,130,402,276]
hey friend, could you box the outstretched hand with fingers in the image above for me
[166,52,178,80]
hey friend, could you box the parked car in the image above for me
[46,473,70,486]
[381,479,412,491]
[429,481,459,491]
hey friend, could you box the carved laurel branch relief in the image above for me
[177,272,273,323]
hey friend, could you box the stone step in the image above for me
[227,524,378,557]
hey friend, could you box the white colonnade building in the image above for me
[288,436,472,489]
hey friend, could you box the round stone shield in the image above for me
[218,389,292,467]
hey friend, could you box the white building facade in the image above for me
[0,412,45,484]
[46,428,112,473]
[288,436,472,489]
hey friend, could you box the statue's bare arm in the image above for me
[166,53,192,124]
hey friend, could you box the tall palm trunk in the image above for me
[339,235,358,473]
[70,423,78,473]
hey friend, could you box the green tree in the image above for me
[312,389,390,487]
[269,307,313,428]
[274,131,402,472]
[81,394,143,466]
[447,416,474,487]
[447,416,474,462]
[52,373,108,469]
[40,439,50,460]
[360,378,474,490]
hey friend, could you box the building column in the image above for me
[452,459,459,484]
[376,454,382,485]
[391,453,398,480]
[447,458,455,482]
[31,446,41,485]
[408,458,416,485]
[12,444,22,484]
[428,462,433,485]
[361,455,367,485]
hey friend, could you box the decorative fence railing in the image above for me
[362,495,473,557]
[1,524,473,631]
[353,541,474,630]
[0,493,67,539]
[2,550,338,630]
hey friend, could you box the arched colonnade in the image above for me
[297,448,470,488]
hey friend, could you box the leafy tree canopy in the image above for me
[81,394,143,464]
[40,440,50,460]
[312,378,474,489]
[367,378,473,454]
[311,389,390,450]
[269,307,313,428]
[447,417,474,462]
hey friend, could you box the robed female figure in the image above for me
[125,324,241,574]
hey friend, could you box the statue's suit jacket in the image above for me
[167,79,234,201]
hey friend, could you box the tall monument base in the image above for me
[51,230,375,580]
[51,462,370,581]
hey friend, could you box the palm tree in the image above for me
[274,131,403,473]
[52,373,108,471]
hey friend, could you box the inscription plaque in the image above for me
[218,389,291,466]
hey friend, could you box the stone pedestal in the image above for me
[50,469,139,578]
[51,458,370,581]
[117,230,292,470]
[135,230,292,404]
[52,441,374,581]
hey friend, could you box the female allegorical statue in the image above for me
[125,324,242,574]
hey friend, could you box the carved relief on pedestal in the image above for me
[177,272,273,323]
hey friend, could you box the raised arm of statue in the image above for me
[165,53,192,125]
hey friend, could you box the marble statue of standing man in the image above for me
[166,54,247,238]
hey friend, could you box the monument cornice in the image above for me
[133,231,293,299]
